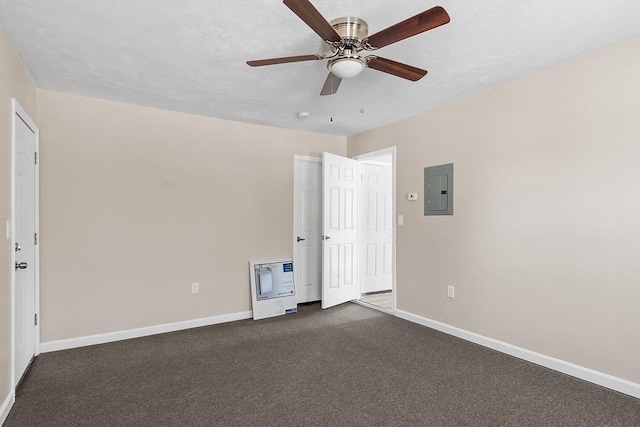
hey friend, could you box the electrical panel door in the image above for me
[424,163,453,215]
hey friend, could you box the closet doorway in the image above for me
[353,148,394,312]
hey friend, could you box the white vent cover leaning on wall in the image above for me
[249,259,297,320]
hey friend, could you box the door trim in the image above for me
[352,147,397,314]
[11,99,40,393]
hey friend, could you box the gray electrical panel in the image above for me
[424,163,453,215]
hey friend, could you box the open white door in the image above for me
[321,152,359,309]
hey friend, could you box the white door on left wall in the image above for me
[14,108,37,385]
[293,156,322,303]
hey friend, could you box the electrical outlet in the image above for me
[191,282,200,294]
[447,285,455,299]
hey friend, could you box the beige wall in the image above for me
[37,90,345,342]
[348,36,640,383]
[0,28,38,407]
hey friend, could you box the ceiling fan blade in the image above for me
[247,54,323,67]
[367,57,427,81]
[365,6,450,49]
[320,73,342,96]
[283,0,342,42]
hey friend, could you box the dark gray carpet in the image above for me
[5,303,639,426]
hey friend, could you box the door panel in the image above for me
[322,153,359,309]
[344,243,354,285]
[384,193,392,231]
[344,188,354,229]
[360,163,393,293]
[329,244,339,288]
[367,192,377,230]
[383,243,393,274]
[366,244,376,275]
[15,112,36,384]
[294,157,322,303]
[329,187,339,229]
[301,191,315,231]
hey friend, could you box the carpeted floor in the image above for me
[5,303,639,426]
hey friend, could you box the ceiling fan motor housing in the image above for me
[329,17,369,43]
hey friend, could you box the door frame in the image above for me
[352,146,397,314]
[11,98,40,392]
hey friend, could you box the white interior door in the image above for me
[321,152,358,309]
[360,163,393,293]
[14,108,37,384]
[293,156,322,303]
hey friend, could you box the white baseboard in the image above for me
[40,310,252,353]
[395,309,640,399]
[0,391,14,426]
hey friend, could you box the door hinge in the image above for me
[34,152,38,164]
[34,232,38,245]
[35,314,38,326]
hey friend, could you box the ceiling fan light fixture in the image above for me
[328,56,366,79]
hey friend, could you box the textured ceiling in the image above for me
[1,0,638,136]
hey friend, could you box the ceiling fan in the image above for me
[247,0,450,96]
